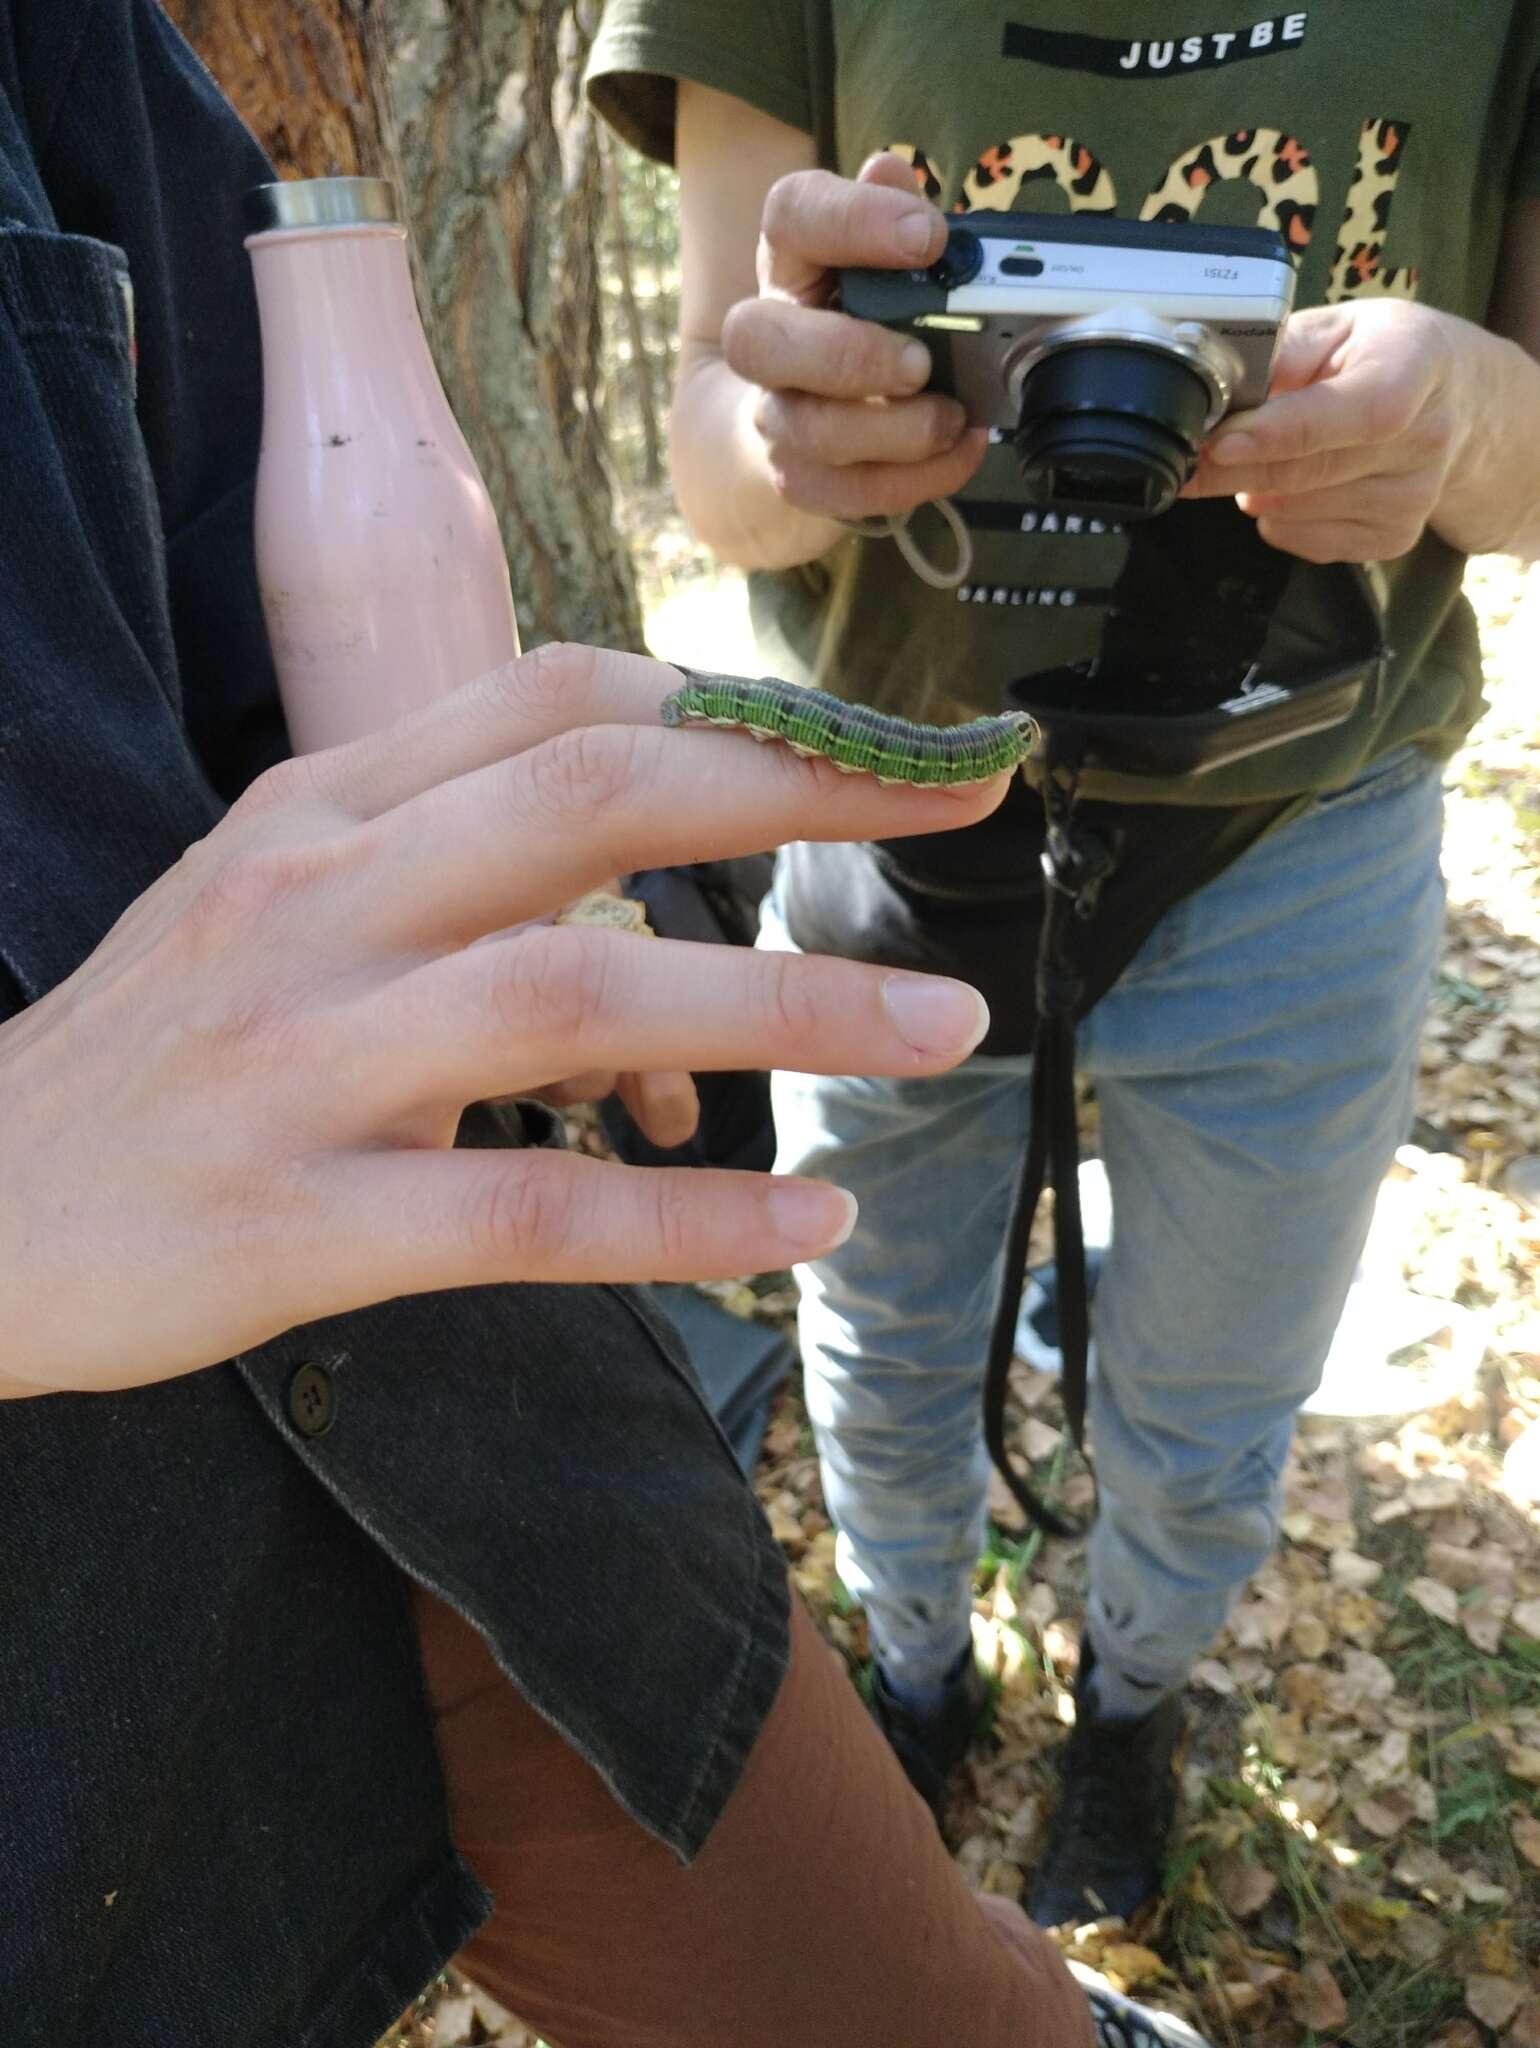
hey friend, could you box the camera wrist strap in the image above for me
[981,742,1112,1539]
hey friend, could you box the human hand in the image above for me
[720,154,990,522]
[1184,300,1473,562]
[0,645,1003,1398]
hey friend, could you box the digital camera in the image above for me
[841,212,1297,521]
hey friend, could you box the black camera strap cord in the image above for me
[981,742,1111,1541]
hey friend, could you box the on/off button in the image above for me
[1001,255,1046,278]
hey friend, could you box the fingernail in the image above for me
[897,338,932,386]
[1210,432,1256,466]
[896,210,939,261]
[882,973,990,1056]
[768,1179,860,1252]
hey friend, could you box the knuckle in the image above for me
[186,841,329,940]
[466,1157,578,1267]
[229,754,320,819]
[829,318,879,394]
[646,1170,695,1268]
[760,170,818,248]
[488,641,598,723]
[721,295,770,381]
[776,392,833,462]
[752,387,793,455]
[765,952,822,1049]
[519,722,644,829]
[490,928,615,1045]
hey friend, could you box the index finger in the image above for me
[1205,372,1380,472]
[294,643,693,821]
[759,166,946,300]
[359,720,1012,949]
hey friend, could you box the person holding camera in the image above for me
[588,1,1540,1927]
[2,4,1232,2045]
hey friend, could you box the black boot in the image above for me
[1028,1640,1182,1928]
[868,1654,989,1824]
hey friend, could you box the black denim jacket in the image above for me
[0,7,788,2044]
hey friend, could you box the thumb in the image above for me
[1263,303,1356,396]
[858,150,934,200]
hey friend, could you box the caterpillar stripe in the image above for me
[660,673,1036,786]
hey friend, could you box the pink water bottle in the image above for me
[245,176,520,755]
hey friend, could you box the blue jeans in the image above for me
[763,745,1445,1695]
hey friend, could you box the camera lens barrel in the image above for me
[1013,342,1214,520]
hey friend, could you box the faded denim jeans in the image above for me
[762,744,1445,1694]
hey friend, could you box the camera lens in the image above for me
[1013,343,1213,520]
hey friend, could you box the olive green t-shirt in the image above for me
[590,3,1540,804]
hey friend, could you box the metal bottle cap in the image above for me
[244,176,402,233]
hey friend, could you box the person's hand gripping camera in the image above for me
[719,153,991,525]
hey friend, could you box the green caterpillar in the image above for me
[660,671,1036,786]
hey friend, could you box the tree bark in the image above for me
[162,0,397,181]
[162,0,643,652]
[386,0,642,648]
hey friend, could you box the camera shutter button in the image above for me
[931,227,983,289]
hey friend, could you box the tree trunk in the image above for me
[386,0,642,649]
[162,0,397,181]
[162,0,643,652]
[604,137,663,487]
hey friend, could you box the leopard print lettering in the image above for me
[956,133,1118,215]
[1140,127,1317,257]
[1327,119,1418,302]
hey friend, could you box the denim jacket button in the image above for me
[287,1361,336,1438]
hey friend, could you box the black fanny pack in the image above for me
[782,502,1389,1534]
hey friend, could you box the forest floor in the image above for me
[392,531,1540,2048]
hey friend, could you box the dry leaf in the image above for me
[1409,1576,1462,1625]
[1212,1850,1279,1920]
[1284,1775,1339,1824]
[1407,1476,1465,1511]
[431,1996,486,2043]
[1512,1599,1540,1641]
[1332,1590,1389,1645]
[1289,1613,1332,1659]
[1392,1909,1445,1967]
[1393,1843,1464,1905]
[1329,1550,1383,1591]
[1230,1598,1292,1652]
[1467,1976,1526,2033]
[1505,1999,1540,2048]
[1460,1869,1511,1907]
[1353,1790,1415,1839]
[1192,1659,1238,1696]
[1278,1663,1330,1715]
[1019,1416,1064,1463]
[1020,1581,1059,1632]
[1463,1598,1513,1654]
[1503,1745,1540,1783]
[1332,1648,1397,1710]
[1512,1813,1540,1869]
[1429,2022,1484,2048]
[1213,1979,1264,2018]
[1100,1943,1166,1988]
[1427,1540,1517,1593]
[1473,1921,1522,1977]
[1334,1893,1403,1961]
[1359,1729,1412,1785]
[981,1859,1024,1901]
[554,890,652,935]
[1288,1961,1349,2033]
